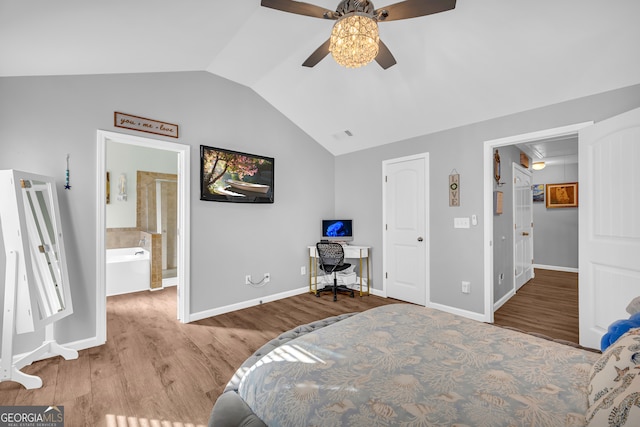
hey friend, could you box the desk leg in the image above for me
[359,252,363,297]
[309,255,312,293]
[310,253,319,295]
[366,254,370,296]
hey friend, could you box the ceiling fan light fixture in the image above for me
[532,162,546,170]
[329,13,379,68]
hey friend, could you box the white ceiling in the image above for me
[2,0,639,155]
[517,136,578,166]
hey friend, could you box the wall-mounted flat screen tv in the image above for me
[200,145,274,203]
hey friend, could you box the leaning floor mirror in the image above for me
[0,169,77,389]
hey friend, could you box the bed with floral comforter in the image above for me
[210,304,601,427]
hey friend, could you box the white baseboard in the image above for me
[493,289,515,311]
[64,335,105,351]
[369,288,384,297]
[188,286,310,322]
[428,301,486,322]
[189,285,386,322]
[1,335,104,367]
[533,264,578,273]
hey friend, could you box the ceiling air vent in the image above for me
[332,130,354,140]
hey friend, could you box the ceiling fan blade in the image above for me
[302,39,331,67]
[375,40,397,69]
[374,0,456,22]
[261,0,336,19]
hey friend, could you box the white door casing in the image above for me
[96,130,190,346]
[483,122,593,323]
[513,164,533,290]
[382,153,429,306]
[578,107,640,349]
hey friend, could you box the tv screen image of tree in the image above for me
[200,145,274,203]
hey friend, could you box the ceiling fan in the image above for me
[261,0,457,69]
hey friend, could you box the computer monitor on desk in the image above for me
[321,219,353,243]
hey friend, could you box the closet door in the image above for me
[383,153,429,306]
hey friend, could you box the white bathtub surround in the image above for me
[106,247,151,296]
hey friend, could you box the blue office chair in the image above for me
[315,242,355,301]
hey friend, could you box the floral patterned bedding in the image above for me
[237,304,599,427]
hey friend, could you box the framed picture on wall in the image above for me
[532,184,544,202]
[546,182,578,208]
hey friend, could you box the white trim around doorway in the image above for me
[96,130,190,345]
[482,122,592,323]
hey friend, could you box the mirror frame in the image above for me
[0,170,73,334]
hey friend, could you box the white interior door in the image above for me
[383,153,429,306]
[513,164,533,290]
[579,107,640,349]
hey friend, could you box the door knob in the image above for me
[417,237,424,242]
[522,232,529,236]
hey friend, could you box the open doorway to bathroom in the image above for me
[96,130,190,346]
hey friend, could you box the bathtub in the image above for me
[106,247,150,296]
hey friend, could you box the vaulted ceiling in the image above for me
[2,0,639,155]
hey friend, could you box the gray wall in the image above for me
[335,83,640,315]
[492,145,525,303]
[106,142,178,228]
[0,71,335,353]
[532,163,579,269]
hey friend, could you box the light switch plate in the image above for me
[462,281,471,293]
[454,217,470,228]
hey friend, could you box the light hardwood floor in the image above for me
[0,287,401,426]
[0,270,578,425]
[494,268,579,343]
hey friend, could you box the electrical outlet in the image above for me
[245,275,251,285]
[301,266,306,275]
[264,273,270,283]
[462,281,471,294]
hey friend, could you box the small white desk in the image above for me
[308,245,370,296]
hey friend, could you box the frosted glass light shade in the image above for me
[532,162,546,170]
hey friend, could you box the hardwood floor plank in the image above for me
[148,351,215,425]
[89,344,134,426]
[113,330,167,403]
[13,356,59,405]
[493,268,580,344]
[59,392,93,427]
[53,349,92,403]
